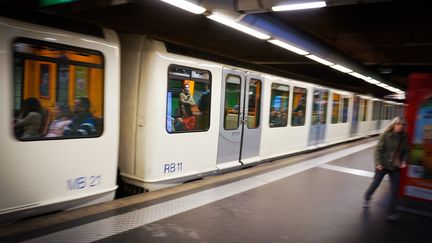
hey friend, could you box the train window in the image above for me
[360,99,368,121]
[341,97,349,123]
[247,79,262,129]
[222,74,241,130]
[269,83,289,127]
[331,93,341,124]
[372,101,381,120]
[292,87,308,126]
[166,65,211,133]
[12,38,104,141]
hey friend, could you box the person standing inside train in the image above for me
[364,117,408,221]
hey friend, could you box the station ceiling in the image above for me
[2,0,432,101]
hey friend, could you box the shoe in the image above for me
[386,214,400,221]
[363,200,370,208]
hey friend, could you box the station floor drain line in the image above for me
[24,141,377,243]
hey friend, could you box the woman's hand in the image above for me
[376,164,383,170]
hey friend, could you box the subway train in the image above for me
[0,16,403,223]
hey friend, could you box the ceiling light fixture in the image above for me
[160,0,206,14]
[348,72,369,80]
[272,1,326,11]
[268,39,309,55]
[306,54,333,65]
[330,64,352,73]
[364,79,381,84]
[207,14,271,40]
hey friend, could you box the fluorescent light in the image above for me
[330,64,352,73]
[273,1,326,11]
[268,39,309,55]
[207,14,271,40]
[160,0,206,14]
[348,72,369,80]
[306,54,333,65]
[364,78,381,84]
[376,83,390,88]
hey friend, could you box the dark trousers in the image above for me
[364,168,400,214]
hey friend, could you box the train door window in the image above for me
[310,90,328,125]
[269,83,289,127]
[341,97,349,123]
[247,79,261,129]
[166,65,211,133]
[292,87,307,126]
[12,38,104,140]
[222,74,241,130]
[331,93,341,124]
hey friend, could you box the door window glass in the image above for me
[247,78,261,129]
[311,90,329,125]
[224,74,241,130]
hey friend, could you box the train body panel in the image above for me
[119,35,223,189]
[0,17,120,222]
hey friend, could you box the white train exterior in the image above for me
[118,34,402,190]
[0,17,120,223]
[0,17,403,223]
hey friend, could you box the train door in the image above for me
[351,96,360,135]
[308,88,328,146]
[216,68,263,167]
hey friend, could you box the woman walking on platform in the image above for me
[364,117,408,221]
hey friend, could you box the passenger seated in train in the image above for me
[64,97,96,136]
[174,103,196,131]
[179,82,196,108]
[14,97,42,139]
[45,103,72,138]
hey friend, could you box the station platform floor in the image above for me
[1,138,431,243]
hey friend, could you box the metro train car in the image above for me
[118,34,404,190]
[0,16,120,223]
[0,16,403,223]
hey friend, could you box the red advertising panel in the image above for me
[402,73,432,202]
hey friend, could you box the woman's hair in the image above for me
[384,116,407,133]
[21,97,41,117]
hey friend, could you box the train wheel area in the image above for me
[1,137,431,242]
